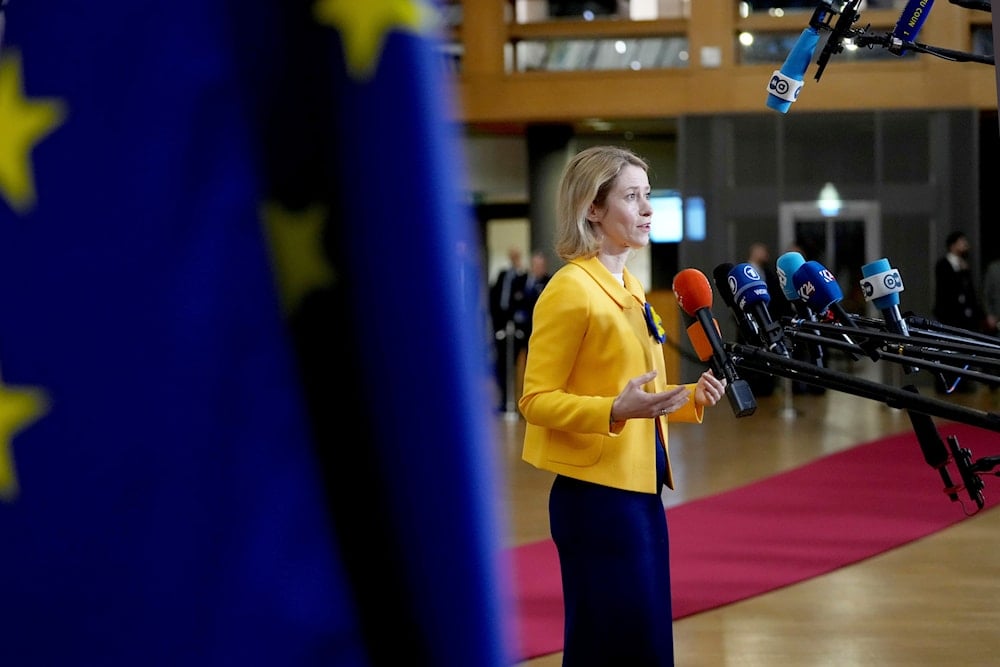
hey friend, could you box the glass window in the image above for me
[513,37,690,72]
[972,26,994,58]
[515,0,690,23]
[738,30,915,65]
[739,0,901,15]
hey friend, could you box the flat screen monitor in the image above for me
[684,196,706,241]
[649,190,683,243]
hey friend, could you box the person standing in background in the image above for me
[981,256,1000,336]
[934,231,984,333]
[519,145,727,666]
[511,250,552,349]
[933,231,984,392]
[489,246,525,412]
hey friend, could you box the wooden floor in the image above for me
[497,366,1000,666]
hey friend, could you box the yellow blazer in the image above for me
[519,256,703,493]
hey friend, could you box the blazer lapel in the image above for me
[572,257,650,348]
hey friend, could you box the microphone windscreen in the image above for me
[673,268,714,317]
[793,260,844,311]
[712,263,736,308]
[775,251,806,303]
[728,262,771,308]
[686,320,719,363]
[861,258,902,309]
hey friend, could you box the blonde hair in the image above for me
[554,145,649,261]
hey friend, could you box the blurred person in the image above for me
[511,250,552,348]
[490,246,525,411]
[934,231,984,392]
[519,145,727,666]
[934,231,984,332]
[982,256,1000,336]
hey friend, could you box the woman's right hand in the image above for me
[610,370,691,422]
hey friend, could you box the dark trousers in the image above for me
[493,323,525,411]
[549,438,673,666]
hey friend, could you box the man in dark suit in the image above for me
[933,231,984,392]
[489,247,525,412]
[512,251,552,348]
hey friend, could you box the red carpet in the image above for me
[508,422,1000,661]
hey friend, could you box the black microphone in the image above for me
[948,0,990,11]
[815,0,863,82]
[727,262,789,356]
[713,262,760,344]
[902,386,959,502]
[673,268,757,418]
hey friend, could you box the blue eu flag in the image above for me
[0,1,509,665]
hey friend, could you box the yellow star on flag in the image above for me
[313,0,434,80]
[0,50,67,214]
[0,375,49,501]
[262,201,337,315]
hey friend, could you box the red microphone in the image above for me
[673,268,757,417]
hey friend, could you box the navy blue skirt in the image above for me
[549,436,673,666]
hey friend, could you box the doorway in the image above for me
[778,200,882,320]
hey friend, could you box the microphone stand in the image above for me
[811,0,994,83]
[905,315,1000,348]
[853,32,994,66]
[729,343,1000,433]
[731,344,1000,509]
[782,318,1000,387]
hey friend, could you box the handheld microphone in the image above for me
[890,0,935,54]
[776,251,826,367]
[673,268,757,418]
[860,258,907,334]
[713,262,760,344]
[776,252,812,317]
[792,260,859,328]
[766,26,821,113]
[861,258,917,374]
[727,262,789,356]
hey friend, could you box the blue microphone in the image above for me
[776,251,826,368]
[776,251,807,307]
[792,260,859,328]
[727,262,788,355]
[860,258,908,336]
[713,262,760,344]
[890,0,935,55]
[861,258,917,373]
[766,26,821,113]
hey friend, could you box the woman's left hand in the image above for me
[694,370,727,406]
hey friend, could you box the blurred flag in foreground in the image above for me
[0,0,509,665]
[280,1,513,665]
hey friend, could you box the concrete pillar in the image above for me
[526,124,573,269]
